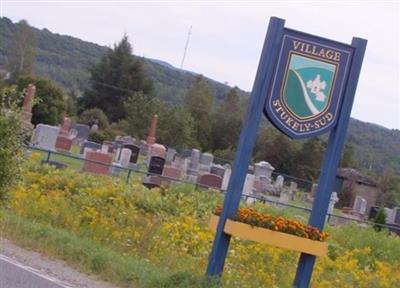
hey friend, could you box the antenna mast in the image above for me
[180,25,192,69]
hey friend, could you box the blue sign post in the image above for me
[293,37,367,287]
[206,16,285,277]
[206,16,367,288]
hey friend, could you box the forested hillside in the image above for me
[0,16,399,176]
[0,17,245,104]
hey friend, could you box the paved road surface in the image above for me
[0,254,73,288]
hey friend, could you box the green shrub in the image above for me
[373,207,387,232]
[0,86,23,202]
[79,108,109,129]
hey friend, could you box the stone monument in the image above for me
[146,114,158,146]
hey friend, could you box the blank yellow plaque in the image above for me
[209,215,328,256]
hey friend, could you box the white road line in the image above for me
[0,254,75,288]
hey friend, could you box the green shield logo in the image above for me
[283,54,336,119]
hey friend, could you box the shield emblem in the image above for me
[283,54,336,120]
[264,30,353,139]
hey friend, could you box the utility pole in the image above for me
[180,25,192,69]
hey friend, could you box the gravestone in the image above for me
[279,190,289,204]
[83,151,112,175]
[119,148,132,167]
[197,174,223,190]
[172,156,185,169]
[274,175,285,195]
[139,140,148,156]
[121,144,140,164]
[146,114,158,146]
[310,183,318,198]
[32,124,60,150]
[181,149,192,158]
[90,123,99,133]
[199,152,214,172]
[21,84,35,132]
[254,161,275,183]
[60,117,71,136]
[328,192,339,214]
[353,196,367,215]
[165,148,176,165]
[80,141,101,155]
[393,207,400,225]
[210,164,225,178]
[221,164,232,191]
[253,179,266,196]
[242,174,255,196]
[121,136,135,144]
[368,206,380,221]
[55,135,72,152]
[385,208,394,224]
[103,140,114,153]
[148,156,165,175]
[288,181,298,200]
[150,143,167,158]
[162,166,182,181]
[74,124,90,141]
[187,149,200,183]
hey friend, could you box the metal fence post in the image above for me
[126,169,132,184]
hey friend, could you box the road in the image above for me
[0,254,73,288]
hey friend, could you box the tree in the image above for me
[7,20,36,81]
[78,35,153,122]
[157,106,198,149]
[79,108,109,129]
[184,75,213,150]
[340,143,358,168]
[0,85,23,202]
[254,127,298,175]
[120,91,160,140]
[17,76,66,125]
[211,87,243,151]
[378,169,400,207]
[295,138,326,181]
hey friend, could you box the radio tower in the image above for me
[180,25,192,69]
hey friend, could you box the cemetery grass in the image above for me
[2,153,400,287]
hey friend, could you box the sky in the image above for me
[1,0,399,129]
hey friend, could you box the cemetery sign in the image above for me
[264,29,353,139]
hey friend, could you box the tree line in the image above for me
[1,20,399,205]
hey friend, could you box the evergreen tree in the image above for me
[184,75,213,150]
[78,35,153,122]
[7,20,36,81]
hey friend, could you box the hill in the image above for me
[0,17,246,104]
[0,17,399,175]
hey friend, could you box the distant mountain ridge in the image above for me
[0,17,399,175]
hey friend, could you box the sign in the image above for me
[206,17,366,288]
[264,29,353,139]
